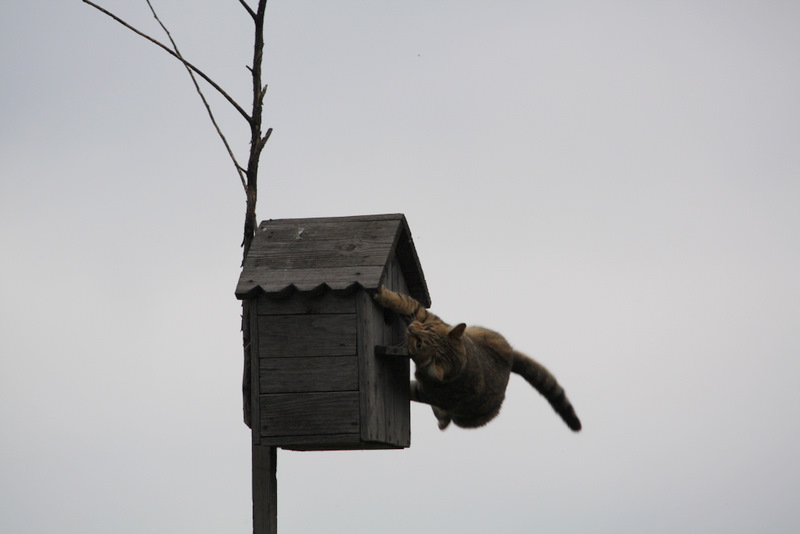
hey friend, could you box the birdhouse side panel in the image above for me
[357,256,411,448]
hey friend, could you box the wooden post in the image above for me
[250,291,275,533]
[252,444,277,534]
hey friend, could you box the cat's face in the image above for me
[406,321,467,381]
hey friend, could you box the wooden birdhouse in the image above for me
[236,214,430,451]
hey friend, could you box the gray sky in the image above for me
[2,1,799,532]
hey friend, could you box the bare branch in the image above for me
[82,0,272,432]
[237,0,257,20]
[257,127,273,153]
[82,0,251,123]
[145,0,247,193]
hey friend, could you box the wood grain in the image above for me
[255,292,355,316]
[258,314,356,358]
[259,356,358,393]
[259,392,360,437]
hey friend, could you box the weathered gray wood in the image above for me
[262,433,363,451]
[261,431,413,451]
[256,292,355,316]
[259,356,358,393]
[243,239,394,270]
[237,265,385,295]
[392,229,430,307]
[258,213,406,224]
[235,214,430,306]
[250,299,262,445]
[240,214,425,451]
[383,256,412,444]
[374,345,409,357]
[259,392,360,437]
[254,217,401,243]
[259,314,356,357]
[243,214,430,532]
[357,284,411,448]
[357,289,381,444]
[252,444,277,534]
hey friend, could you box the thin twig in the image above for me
[82,0,251,123]
[237,0,257,20]
[259,83,269,105]
[258,127,273,153]
[145,0,247,192]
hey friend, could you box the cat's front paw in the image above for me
[373,285,392,307]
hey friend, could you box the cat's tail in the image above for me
[511,351,582,432]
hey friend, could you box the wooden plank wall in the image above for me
[255,293,362,449]
[358,255,411,447]
[252,265,411,450]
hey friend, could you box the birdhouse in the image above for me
[235,214,430,451]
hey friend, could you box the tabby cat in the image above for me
[374,286,581,432]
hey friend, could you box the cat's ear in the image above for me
[449,323,467,339]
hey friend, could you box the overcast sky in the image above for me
[2,1,799,533]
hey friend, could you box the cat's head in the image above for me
[406,321,467,382]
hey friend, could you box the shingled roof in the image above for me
[235,213,430,306]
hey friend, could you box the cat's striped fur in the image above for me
[374,286,581,432]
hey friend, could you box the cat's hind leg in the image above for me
[432,406,452,430]
[410,380,451,429]
[409,380,423,402]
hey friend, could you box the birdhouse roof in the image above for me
[235,213,430,306]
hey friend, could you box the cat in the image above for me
[374,286,582,432]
